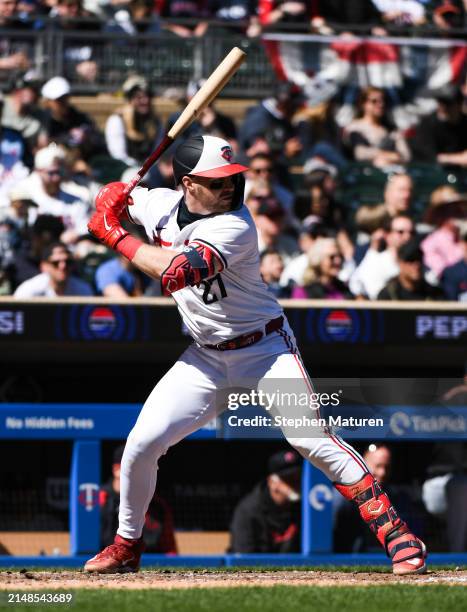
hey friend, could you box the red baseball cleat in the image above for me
[386,527,427,576]
[84,535,145,573]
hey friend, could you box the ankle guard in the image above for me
[334,473,402,554]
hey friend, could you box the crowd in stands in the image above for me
[0,64,466,301]
[1,0,466,35]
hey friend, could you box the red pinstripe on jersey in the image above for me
[276,329,369,474]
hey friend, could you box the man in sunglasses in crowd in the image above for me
[13,143,92,245]
[349,214,416,299]
[84,134,426,576]
[14,242,93,297]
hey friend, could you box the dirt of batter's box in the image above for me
[0,570,466,590]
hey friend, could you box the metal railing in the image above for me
[0,28,277,97]
[1,23,466,97]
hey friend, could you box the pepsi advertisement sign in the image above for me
[55,304,149,342]
[288,307,385,344]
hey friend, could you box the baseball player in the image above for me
[84,135,426,575]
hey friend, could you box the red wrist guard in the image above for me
[116,235,143,261]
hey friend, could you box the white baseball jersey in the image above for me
[128,186,283,345]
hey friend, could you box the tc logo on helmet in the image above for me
[221,145,233,162]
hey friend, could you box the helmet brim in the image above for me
[190,163,249,178]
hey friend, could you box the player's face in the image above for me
[183,175,236,214]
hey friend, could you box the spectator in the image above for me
[0,103,30,208]
[105,75,162,167]
[291,237,353,300]
[343,87,410,168]
[301,159,354,261]
[207,0,256,26]
[422,371,467,552]
[355,172,413,237]
[258,0,311,27]
[245,152,296,229]
[0,0,30,73]
[372,0,426,27]
[15,143,93,243]
[229,450,301,553]
[280,217,331,287]
[40,76,98,150]
[311,0,383,33]
[100,444,177,552]
[349,214,415,299]
[73,233,111,289]
[14,241,93,297]
[441,225,467,301]
[377,238,445,300]
[238,81,304,161]
[259,249,291,298]
[95,255,144,297]
[104,0,162,37]
[157,0,208,37]
[0,183,37,237]
[46,0,101,83]
[120,154,174,190]
[296,94,346,169]
[166,79,237,148]
[9,213,65,289]
[411,85,467,169]
[421,192,466,278]
[247,185,299,264]
[1,74,45,155]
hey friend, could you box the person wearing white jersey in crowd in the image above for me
[14,144,92,244]
[83,134,426,575]
[14,242,93,297]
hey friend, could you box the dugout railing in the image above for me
[0,402,466,568]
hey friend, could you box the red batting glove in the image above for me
[95,182,134,218]
[88,208,143,261]
[88,208,129,250]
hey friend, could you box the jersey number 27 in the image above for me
[198,274,227,304]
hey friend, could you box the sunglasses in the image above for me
[393,228,415,235]
[47,258,73,268]
[43,169,63,177]
[251,167,273,175]
[208,178,229,190]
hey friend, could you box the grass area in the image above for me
[1,586,466,612]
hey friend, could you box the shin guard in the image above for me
[335,473,426,574]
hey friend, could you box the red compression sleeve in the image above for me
[116,235,143,261]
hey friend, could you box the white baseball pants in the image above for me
[117,320,368,540]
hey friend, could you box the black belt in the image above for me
[204,316,284,351]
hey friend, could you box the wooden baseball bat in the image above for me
[123,47,246,196]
